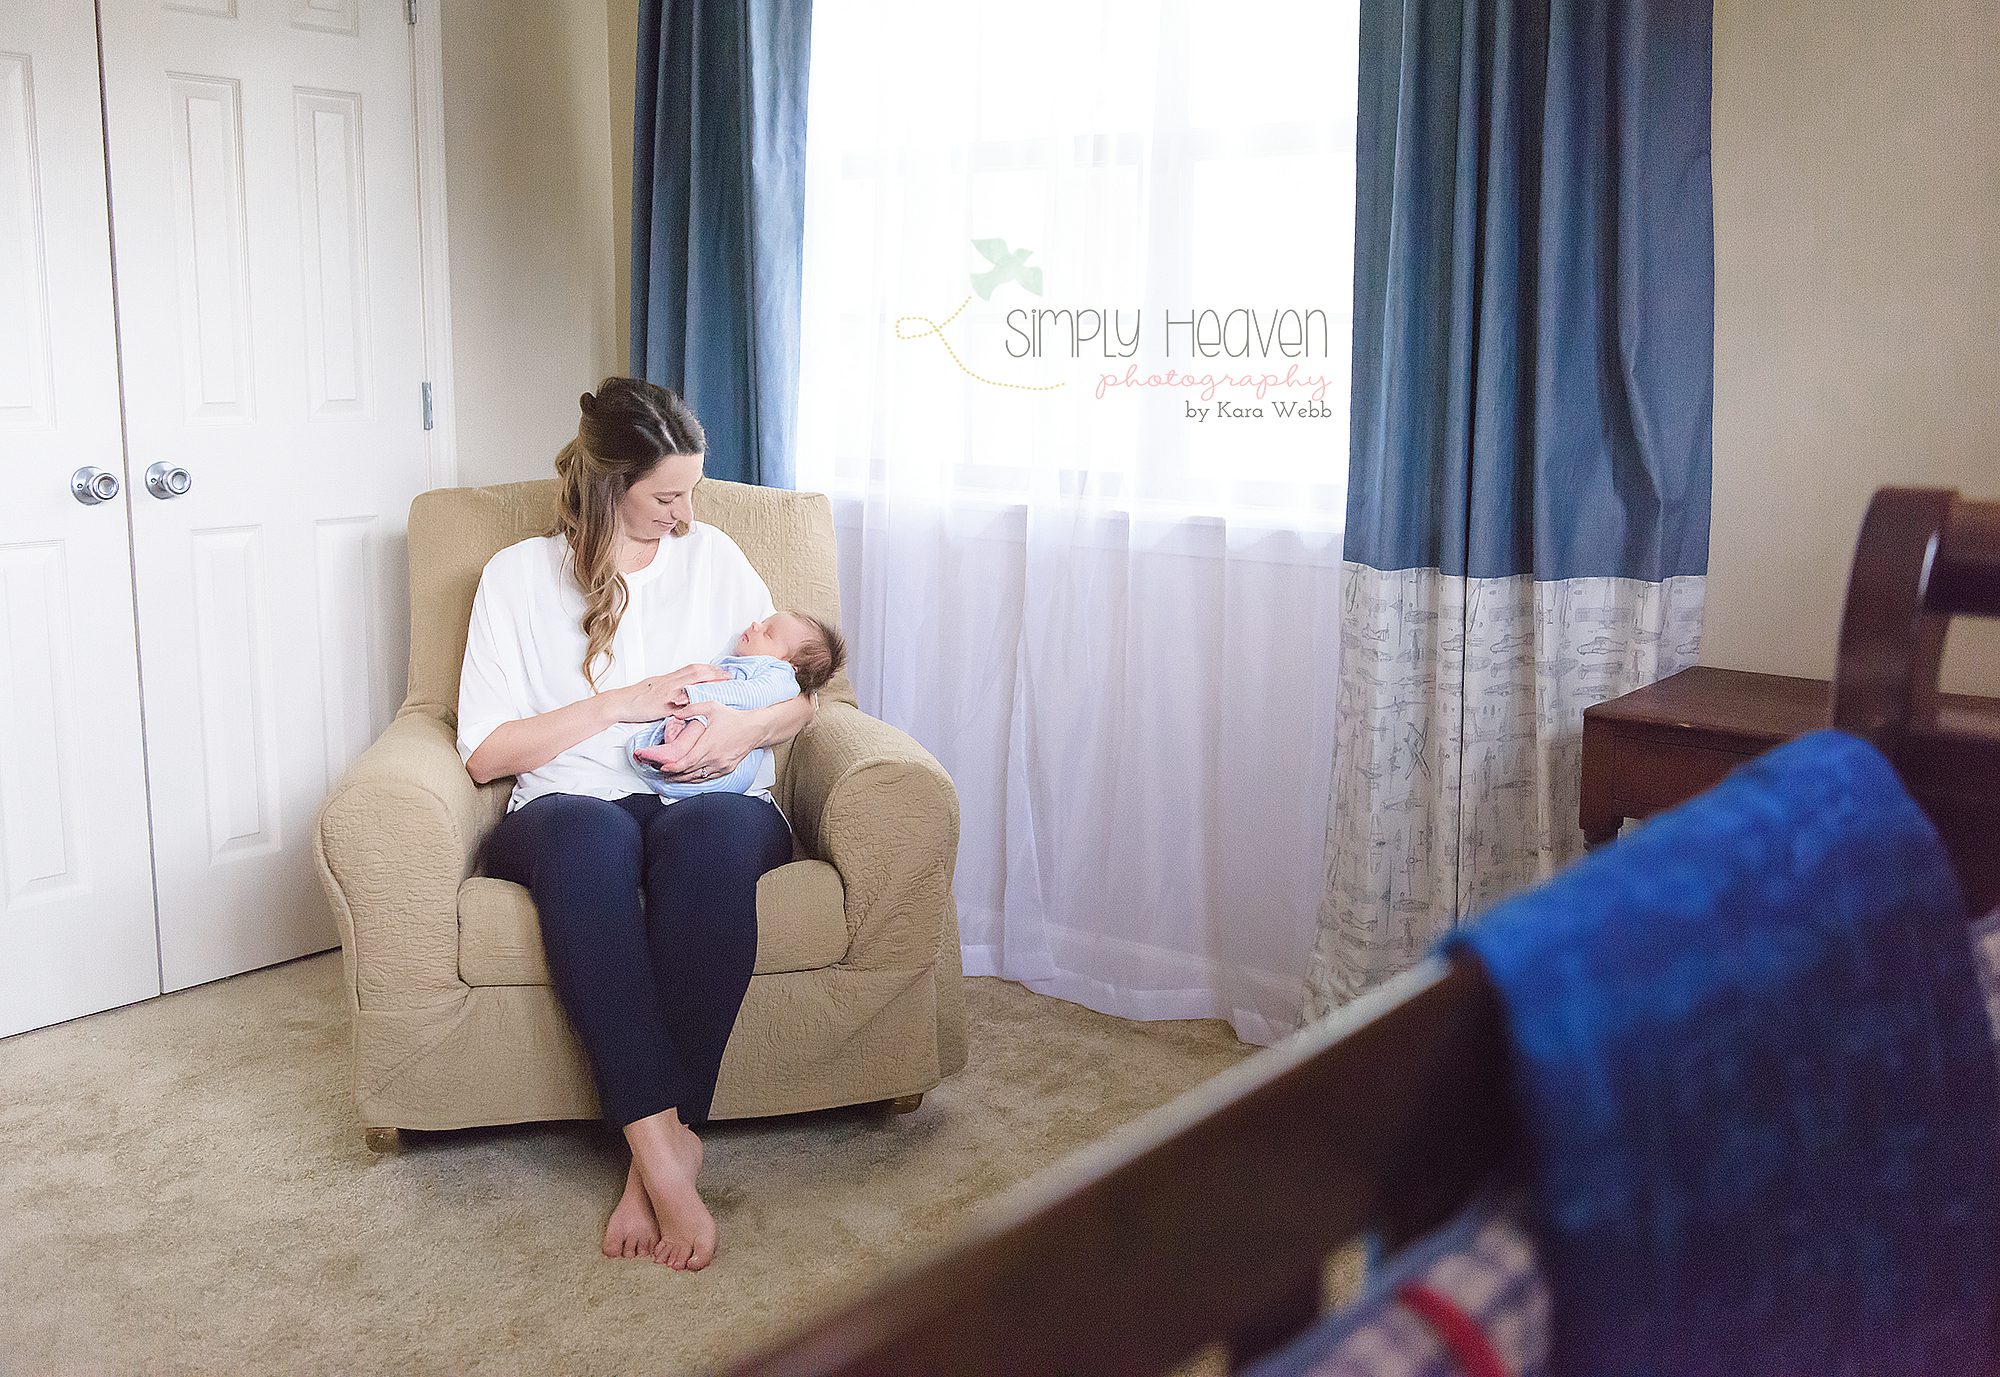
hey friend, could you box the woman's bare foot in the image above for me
[624,1109,716,1271]
[602,1158,661,1259]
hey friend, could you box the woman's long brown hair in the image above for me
[551,377,706,689]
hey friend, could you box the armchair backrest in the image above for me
[401,476,854,724]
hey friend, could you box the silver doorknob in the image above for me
[71,467,121,505]
[146,462,193,499]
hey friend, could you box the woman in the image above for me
[456,377,815,1271]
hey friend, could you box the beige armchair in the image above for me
[313,477,967,1149]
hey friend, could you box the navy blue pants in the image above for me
[480,791,793,1128]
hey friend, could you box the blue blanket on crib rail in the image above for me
[1447,729,2000,1377]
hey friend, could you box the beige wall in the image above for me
[441,0,621,487]
[608,0,638,368]
[1707,0,2000,693]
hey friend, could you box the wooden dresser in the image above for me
[1580,665,1999,846]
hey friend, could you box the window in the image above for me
[797,0,1358,526]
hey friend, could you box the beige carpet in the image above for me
[0,952,1257,1376]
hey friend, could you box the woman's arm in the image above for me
[757,693,818,746]
[646,692,818,781]
[463,665,727,785]
[464,694,621,785]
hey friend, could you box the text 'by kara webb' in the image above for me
[1004,308,1332,360]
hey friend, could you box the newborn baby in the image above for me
[627,611,847,798]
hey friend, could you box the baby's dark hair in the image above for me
[789,614,848,693]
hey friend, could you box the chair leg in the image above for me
[363,1127,403,1154]
[888,1093,924,1115]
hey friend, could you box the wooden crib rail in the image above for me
[721,485,1997,1377]
[1833,488,2000,912]
[718,955,1511,1377]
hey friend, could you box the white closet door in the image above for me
[0,1,162,1036]
[99,0,429,990]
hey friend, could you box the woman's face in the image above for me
[617,451,702,540]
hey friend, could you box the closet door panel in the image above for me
[100,0,429,991]
[0,1,162,1038]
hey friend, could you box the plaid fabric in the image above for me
[1240,1196,1549,1377]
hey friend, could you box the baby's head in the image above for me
[736,612,847,692]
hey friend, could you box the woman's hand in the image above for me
[648,694,817,782]
[647,699,757,781]
[603,664,726,724]
[665,663,729,690]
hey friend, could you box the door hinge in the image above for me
[421,380,434,431]
[405,0,417,26]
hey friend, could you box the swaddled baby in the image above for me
[627,612,846,798]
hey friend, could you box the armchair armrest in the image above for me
[782,701,960,971]
[313,709,508,1008]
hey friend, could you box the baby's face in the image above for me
[736,613,806,660]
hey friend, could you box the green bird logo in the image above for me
[969,238,1044,300]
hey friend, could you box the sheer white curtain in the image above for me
[797,0,1357,1045]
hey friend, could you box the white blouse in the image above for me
[456,523,778,812]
